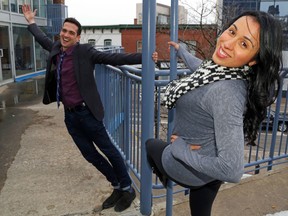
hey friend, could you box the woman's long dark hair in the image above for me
[223,11,283,145]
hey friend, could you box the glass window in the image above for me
[104,39,112,46]
[18,0,24,13]
[88,39,96,46]
[137,40,142,53]
[138,13,142,24]
[35,38,48,71]
[0,25,12,81]
[38,0,47,18]
[33,0,40,16]
[33,0,47,17]
[260,0,288,51]
[260,1,288,17]
[1,0,9,11]
[10,0,16,12]
[13,25,35,76]
[157,14,169,24]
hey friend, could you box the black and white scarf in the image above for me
[163,59,251,109]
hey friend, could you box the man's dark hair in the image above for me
[63,17,82,35]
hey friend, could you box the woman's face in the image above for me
[212,16,260,68]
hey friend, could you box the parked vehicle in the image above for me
[262,108,288,132]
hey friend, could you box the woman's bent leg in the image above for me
[145,138,169,187]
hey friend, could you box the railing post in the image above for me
[165,1,179,216]
[124,77,131,166]
[140,0,156,215]
[268,73,285,170]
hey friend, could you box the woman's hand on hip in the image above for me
[171,134,201,150]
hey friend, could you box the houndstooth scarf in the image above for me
[163,59,251,109]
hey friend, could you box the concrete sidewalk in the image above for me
[0,102,287,216]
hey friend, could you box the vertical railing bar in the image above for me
[140,0,156,214]
[165,1,179,216]
[124,77,131,168]
[268,77,284,170]
[137,82,141,172]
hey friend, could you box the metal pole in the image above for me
[140,0,156,215]
[166,1,179,216]
[167,0,179,137]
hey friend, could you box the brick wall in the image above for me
[121,25,217,61]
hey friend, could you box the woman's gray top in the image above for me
[162,45,248,186]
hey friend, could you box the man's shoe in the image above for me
[114,187,136,212]
[102,189,123,209]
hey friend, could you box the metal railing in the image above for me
[244,70,288,174]
[95,59,288,215]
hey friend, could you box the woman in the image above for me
[146,11,283,216]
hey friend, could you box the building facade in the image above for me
[221,0,260,24]
[80,3,209,64]
[81,25,122,48]
[135,3,188,25]
[80,24,217,64]
[0,1,190,86]
[0,0,66,85]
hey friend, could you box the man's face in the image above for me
[59,22,80,51]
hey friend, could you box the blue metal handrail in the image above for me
[94,0,288,214]
[95,58,288,215]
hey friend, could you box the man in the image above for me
[22,4,157,212]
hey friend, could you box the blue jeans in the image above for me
[64,106,131,188]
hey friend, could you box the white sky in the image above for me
[65,0,214,26]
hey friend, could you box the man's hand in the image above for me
[22,4,37,24]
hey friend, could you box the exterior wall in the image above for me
[156,3,170,16]
[80,24,216,61]
[121,28,142,53]
[121,25,216,60]
[136,3,142,24]
[156,27,216,60]
[0,0,65,86]
[221,0,259,23]
[178,5,188,24]
[80,28,122,46]
[0,2,48,85]
[47,4,67,37]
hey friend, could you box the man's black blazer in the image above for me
[28,23,142,121]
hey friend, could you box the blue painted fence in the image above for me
[95,55,288,215]
[94,1,288,215]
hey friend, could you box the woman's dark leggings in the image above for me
[145,138,223,216]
